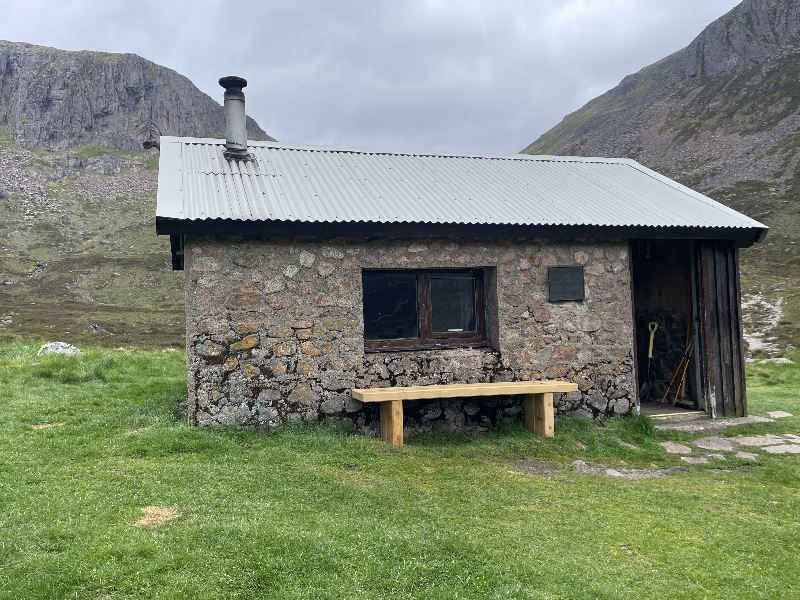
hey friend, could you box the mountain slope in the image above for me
[0,41,272,346]
[523,0,800,352]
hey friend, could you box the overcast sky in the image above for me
[2,0,741,154]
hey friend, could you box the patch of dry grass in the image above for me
[133,505,182,527]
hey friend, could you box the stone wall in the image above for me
[185,236,636,435]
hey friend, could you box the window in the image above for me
[548,266,585,302]
[362,269,487,351]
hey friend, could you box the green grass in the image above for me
[73,143,128,159]
[70,143,159,168]
[744,351,800,415]
[0,125,15,147]
[1,344,799,599]
[143,155,159,170]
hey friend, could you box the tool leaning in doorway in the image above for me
[639,321,660,401]
[660,321,695,406]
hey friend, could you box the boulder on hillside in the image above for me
[37,341,82,356]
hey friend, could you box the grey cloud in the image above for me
[0,0,741,153]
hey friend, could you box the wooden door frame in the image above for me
[627,241,641,414]
[629,239,704,413]
[689,242,707,414]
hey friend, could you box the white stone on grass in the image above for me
[707,453,727,461]
[762,444,800,455]
[37,342,81,357]
[617,439,641,451]
[680,456,709,465]
[735,451,759,461]
[765,411,793,419]
[693,436,738,452]
[660,441,692,455]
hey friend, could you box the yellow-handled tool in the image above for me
[647,322,659,359]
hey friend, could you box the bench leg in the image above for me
[523,392,554,437]
[379,399,404,447]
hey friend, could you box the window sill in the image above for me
[364,337,490,353]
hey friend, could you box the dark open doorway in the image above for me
[631,240,701,412]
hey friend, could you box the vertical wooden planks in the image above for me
[698,243,719,417]
[695,241,748,418]
[729,246,747,416]
[689,241,705,412]
[715,244,733,416]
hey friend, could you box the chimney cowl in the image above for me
[219,75,248,91]
[219,75,250,161]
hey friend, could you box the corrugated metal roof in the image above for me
[156,136,767,232]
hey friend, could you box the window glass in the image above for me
[362,273,419,339]
[430,275,476,332]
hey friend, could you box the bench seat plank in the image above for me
[352,380,577,402]
[353,380,577,447]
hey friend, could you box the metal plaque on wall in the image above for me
[548,266,585,302]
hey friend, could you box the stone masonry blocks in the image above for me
[185,236,636,433]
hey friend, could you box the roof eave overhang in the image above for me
[157,217,767,248]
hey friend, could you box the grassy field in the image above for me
[1,344,799,599]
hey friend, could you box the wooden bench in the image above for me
[351,381,578,447]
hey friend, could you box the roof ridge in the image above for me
[158,136,629,164]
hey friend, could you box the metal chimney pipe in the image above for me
[218,75,249,160]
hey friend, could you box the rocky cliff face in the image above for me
[681,0,800,78]
[524,0,800,351]
[0,40,272,150]
[0,41,273,346]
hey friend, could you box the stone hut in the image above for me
[155,78,767,435]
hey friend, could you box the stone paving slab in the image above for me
[762,444,800,455]
[681,456,709,465]
[730,434,788,447]
[659,441,692,455]
[693,436,739,451]
[765,411,793,419]
[656,415,773,433]
[572,460,688,480]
